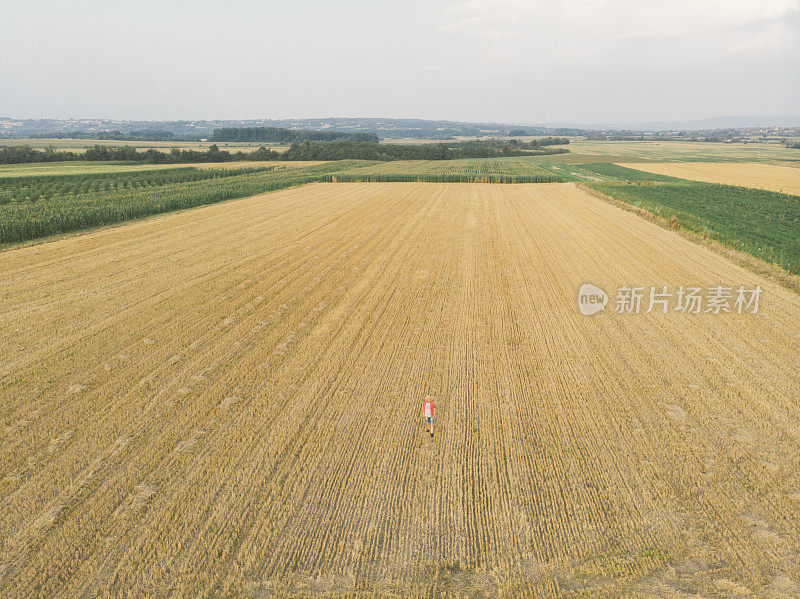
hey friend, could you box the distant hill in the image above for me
[538,114,800,131]
[0,117,588,139]
[1,114,798,139]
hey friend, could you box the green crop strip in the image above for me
[590,181,800,273]
[0,162,372,245]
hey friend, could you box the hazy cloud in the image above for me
[0,0,798,123]
[440,0,800,59]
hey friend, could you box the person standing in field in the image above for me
[422,395,436,438]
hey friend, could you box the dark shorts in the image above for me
[426,417,434,424]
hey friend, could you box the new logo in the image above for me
[578,284,608,315]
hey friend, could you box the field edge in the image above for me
[577,182,800,295]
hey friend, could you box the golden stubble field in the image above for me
[1,183,800,597]
[618,162,800,195]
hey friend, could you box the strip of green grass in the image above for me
[578,163,680,182]
[590,181,800,274]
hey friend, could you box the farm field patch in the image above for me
[0,161,372,245]
[618,161,800,195]
[2,183,799,596]
[0,160,326,178]
[588,180,800,273]
[0,138,291,153]
[329,158,562,182]
[0,161,213,178]
[568,140,800,162]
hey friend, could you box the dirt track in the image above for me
[1,183,799,597]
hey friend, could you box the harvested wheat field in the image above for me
[618,161,800,195]
[2,182,800,597]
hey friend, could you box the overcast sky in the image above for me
[1,0,798,124]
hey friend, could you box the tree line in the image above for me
[507,130,574,142]
[28,130,188,141]
[521,137,570,147]
[0,145,280,165]
[211,127,379,143]
[282,139,568,161]
[19,126,380,143]
[0,139,568,165]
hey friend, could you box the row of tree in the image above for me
[28,130,186,141]
[0,139,569,165]
[282,140,568,161]
[20,126,380,143]
[0,146,79,164]
[211,127,379,143]
[520,137,569,147]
